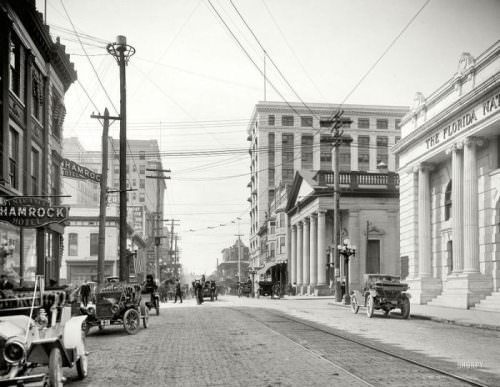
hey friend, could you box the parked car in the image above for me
[0,276,89,387]
[350,274,410,319]
[75,282,148,335]
[202,281,217,301]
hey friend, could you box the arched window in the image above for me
[444,181,452,221]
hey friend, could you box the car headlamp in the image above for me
[3,339,26,364]
[87,306,96,315]
[111,304,120,314]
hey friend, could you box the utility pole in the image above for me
[91,109,120,286]
[320,111,352,302]
[235,217,243,283]
[163,218,180,279]
[146,166,170,279]
[107,35,135,282]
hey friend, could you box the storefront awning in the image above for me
[256,261,282,276]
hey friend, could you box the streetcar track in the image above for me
[235,308,490,387]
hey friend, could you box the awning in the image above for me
[256,261,281,276]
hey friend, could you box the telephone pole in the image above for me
[235,217,243,283]
[107,35,135,282]
[146,166,170,279]
[163,218,180,279]
[320,111,352,302]
[91,109,120,286]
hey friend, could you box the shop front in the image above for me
[0,197,69,286]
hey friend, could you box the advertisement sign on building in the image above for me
[0,198,69,227]
[61,158,101,183]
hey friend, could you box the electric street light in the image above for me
[338,238,356,305]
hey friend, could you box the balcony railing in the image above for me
[316,170,399,190]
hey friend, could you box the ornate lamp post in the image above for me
[248,268,257,297]
[338,238,356,305]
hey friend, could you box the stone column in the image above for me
[450,142,464,273]
[296,222,303,287]
[309,214,318,290]
[418,163,433,277]
[463,137,482,273]
[317,211,327,286]
[303,218,310,291]
[291,225,297,285]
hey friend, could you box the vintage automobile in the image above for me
[350,274,411,319]
[0,276,89,387]
[201,281,217,301]
[76,282,148,335]
[257,281,281,299]
[237,282,252,298]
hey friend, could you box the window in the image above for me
[9,34,22,98]
[376,136,388,170]
[133,164,137,172]
[268,115,275,126]
[139,165,146,174]
[376,119,388,129]
[32,66,44,121]
[282,168,294,181]
[269,168,275,187]
[358,118,370,129]
[31,148,40,195]
[358,136,370,171]
[395,119,401,129]
[268,133,275,167]
[51,89,65,139]
[90,233,99,256]
[139,151,146,160]
[320,118,331,128]
[132,179,137,187]
[269,221,276,235]
[282,115,294,126]
[301,116,313,127]
[140,179,145,188]
[139,193,145,202]
[301,135,313,169]
[114,166,119,174]
[9,129,19,189]
[68,233,78,256]
[320,135,332,170]
[400,256,409,279]
[282,134,294,182]
[279,237,286,254]
[51,160,60,203]
[339,142,351,171]
[444,181,452,221]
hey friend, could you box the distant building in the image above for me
[247,102,408,294]
[61,138,168,281]
[0,0,76,285]
[218,240,250,282]
[394,41,500,309]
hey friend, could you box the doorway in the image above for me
[366,240,380,273]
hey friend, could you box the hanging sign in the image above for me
[61,158,101,183]
[0,198,69,228]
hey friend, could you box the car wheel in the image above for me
[76,351,88,379]
[366,295,375,318]
[350,297,360,314]
[401,297,411,319]
[123,309,140,334]
[143,307,149,328]
[48,347,64,387]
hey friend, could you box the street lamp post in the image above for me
[338,238,356,305]
[248,268,257,297]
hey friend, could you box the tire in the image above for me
[143,307,149,328]
[350,297,360,314]
[366,295,375,318]
[76,352,88,380]
[48,347,63,387]
[123,309,140,335]
[401,296,410,319]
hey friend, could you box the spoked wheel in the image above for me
[143,307,149,328]
[366,295,375,318]
[350,297,360,314]
[48,347,64,387]
[123,309,140,334]
[401,296,411,319]
[76,351,88,379]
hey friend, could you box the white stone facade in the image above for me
[394,41,500,309]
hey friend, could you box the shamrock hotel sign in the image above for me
[0,198,69,228]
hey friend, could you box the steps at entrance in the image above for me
[473,291,500,312]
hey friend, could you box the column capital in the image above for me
[463,136,486,148]
[318,209,327,215]
[297,221,303,229]
[414,162,434,173]
[303,217,310,225]
[445,141,464,155]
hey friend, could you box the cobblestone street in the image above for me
[65,296,500,387]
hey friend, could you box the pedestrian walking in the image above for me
[174,278,183,303]
[80,281,91,306]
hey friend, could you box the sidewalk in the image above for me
[282,295,500,331]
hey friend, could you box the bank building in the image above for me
[393,41,500,310]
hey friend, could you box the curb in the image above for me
[327,302,500,332]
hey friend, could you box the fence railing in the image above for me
[316,170,399,190]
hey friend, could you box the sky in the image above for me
[35,0,500,275]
